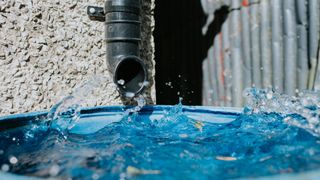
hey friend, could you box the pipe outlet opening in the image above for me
[114,56,148,96]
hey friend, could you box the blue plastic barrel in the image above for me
[1,106,320,179]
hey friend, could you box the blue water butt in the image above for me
[1,105,320,179]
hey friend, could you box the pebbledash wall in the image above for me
[0,0,155,115]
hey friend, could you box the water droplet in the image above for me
[125,92,135,98]
[139,81,150,87]
[266,92,273,99]
[117,79,125,86]
[179,97,183,105]
[1,164,9,172]
[9,156,18,164]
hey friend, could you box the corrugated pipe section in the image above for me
[202,0,320,107]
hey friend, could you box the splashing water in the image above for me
[49,76,149,135]
[2,88,320,179]
[2,99,320,179]
[243,88,320,137]
[46,75,110,135]
[125,95,147,114]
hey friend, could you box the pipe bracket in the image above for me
[87,6,105,22]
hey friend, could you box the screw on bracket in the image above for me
[87,6,105,22]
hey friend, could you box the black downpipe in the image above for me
[88,0,148,96]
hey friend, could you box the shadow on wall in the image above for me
[154,0,229,105]
[202,0,320,107]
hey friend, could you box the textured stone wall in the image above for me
[0,0,155,115]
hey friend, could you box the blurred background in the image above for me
[154,0,320,107]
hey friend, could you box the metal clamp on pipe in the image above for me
[88,0,148,97]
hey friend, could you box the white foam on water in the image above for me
[244,88,320,137]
